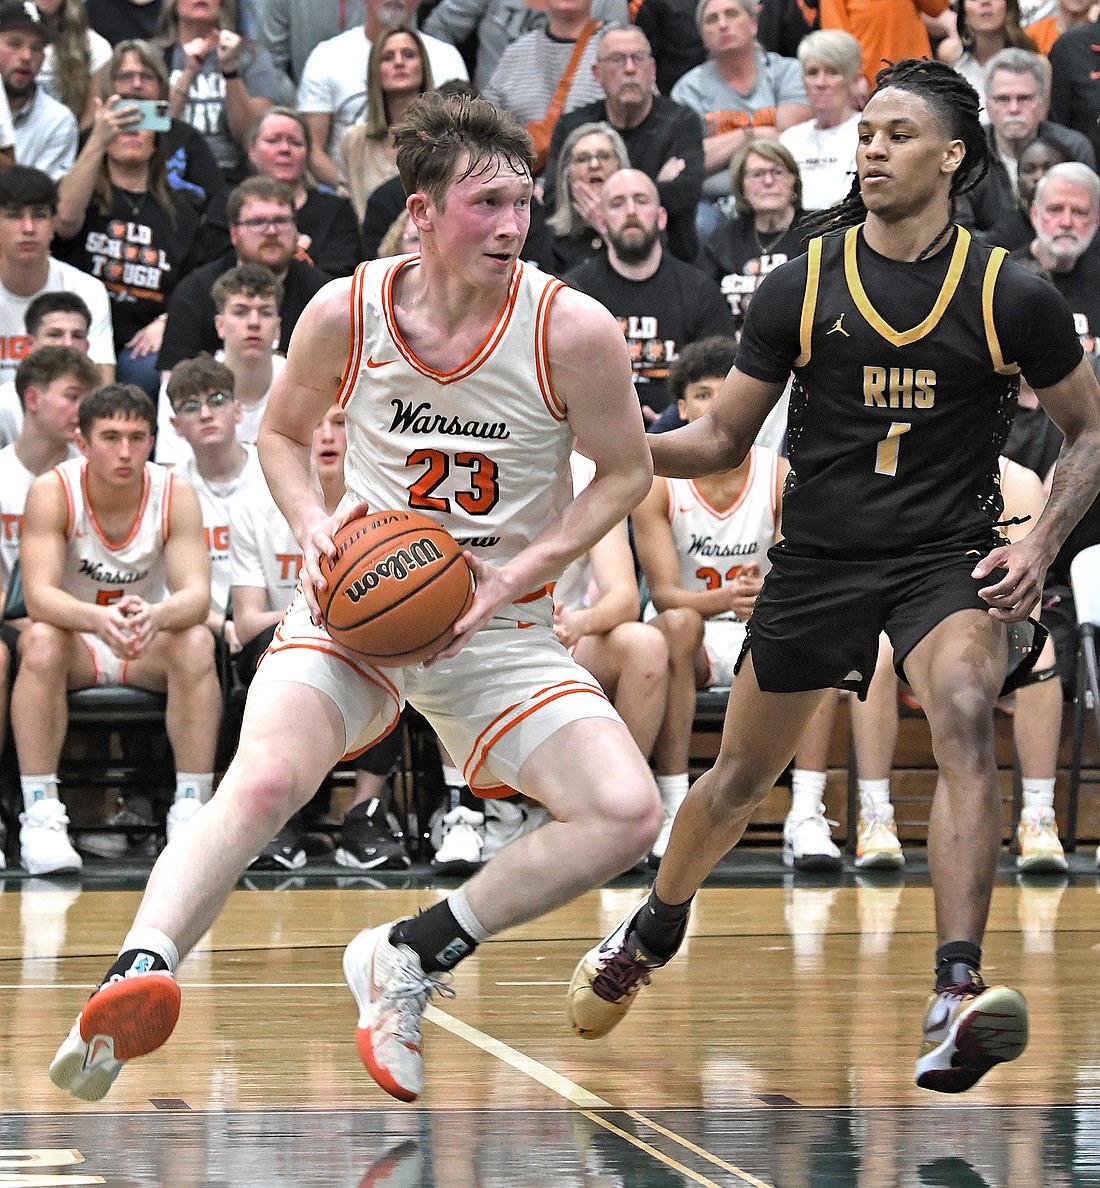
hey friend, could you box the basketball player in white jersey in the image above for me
[48,92,659,1105]
[0,346,99,874]
[554,451,671,855]
[11,385,222,878]
[632,337,828,866]
[166,354,266,653]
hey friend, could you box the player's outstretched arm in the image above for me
[975,356,1100,621]
[257,278,366,619]
[648,368,787,480]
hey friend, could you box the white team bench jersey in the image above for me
[55,457,172,606]
[663,446,780,622]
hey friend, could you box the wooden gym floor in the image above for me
[2,850,1100,1187]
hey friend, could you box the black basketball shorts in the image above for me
[737,545,1046,700]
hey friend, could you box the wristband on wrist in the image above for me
[222,68,239,79]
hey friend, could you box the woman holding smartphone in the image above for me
[53,95,207,399]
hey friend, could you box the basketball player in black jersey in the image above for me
[568,58,1100,1093]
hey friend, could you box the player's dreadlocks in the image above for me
[806,58,990,261]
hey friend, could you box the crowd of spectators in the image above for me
[0,0,1099,876]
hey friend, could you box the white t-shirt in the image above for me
[11,86,77,180]
[779,113,859,212]
[38,30,113,110]
[176,445,265,615]
[0,439,79,590]
[297,26,468,159]
[155,353,286,465]
[229,468,301,616]
[0,379,22,448]
[0,258,115,384]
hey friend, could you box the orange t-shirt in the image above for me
[821,0,950,85]
[1025,15,1059,55]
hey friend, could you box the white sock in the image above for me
[1022,778,1056,814]
[441,764,468,811]
[175,773,214,804]
[789,769,827,819]
[858,778,891,815]
[656,773,689,808]
[20,774,59,812]
[448,884,492,943]
[120,926,180,972]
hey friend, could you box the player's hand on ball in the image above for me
[424,550,507,664]
[300,500,370,622]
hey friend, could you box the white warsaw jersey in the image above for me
[55,457,172,605]
[555,452,598,613]
[337,256,573,569]
[664,446,780,621]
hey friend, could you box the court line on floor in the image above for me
[625,1111,775,1188]
[425,1006,775,1188]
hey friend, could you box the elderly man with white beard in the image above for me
[1012,161,1100,363]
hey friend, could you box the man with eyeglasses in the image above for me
[543,24,706,262]
[166,354,265,652]
[156,177,330,377]
[961,48,1095,236]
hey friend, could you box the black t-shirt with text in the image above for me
[704,208,810,335]
[54,187,204,349]
[1011,244,1100,360]
[566,252,735,414]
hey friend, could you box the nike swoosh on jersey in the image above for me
[366,356,397,369]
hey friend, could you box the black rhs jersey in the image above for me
[736,225,1083,560]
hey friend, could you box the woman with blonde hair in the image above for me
[339,25,434,222]
[34,0,112,127]
[779,29,863,211]
[159,0,293,183]
[536,121,629,277]
[247,107,361,276]
[377,209,422,259]
[937,0,1038,119]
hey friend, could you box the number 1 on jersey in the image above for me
[875,421,911,477]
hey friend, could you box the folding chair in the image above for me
[1066,544,1100,852]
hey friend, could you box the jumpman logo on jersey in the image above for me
[827,315,850,337]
